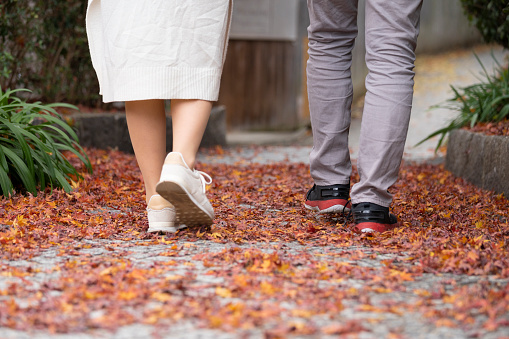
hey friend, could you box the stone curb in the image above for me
[446,129,509,197]
[68,106,226,154]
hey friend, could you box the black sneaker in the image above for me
[304,184,351,214]
[352,202,399,233]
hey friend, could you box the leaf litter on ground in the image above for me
[0,147,508,337]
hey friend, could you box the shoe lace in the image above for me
[342,199,353,227]
[197,171,212,193]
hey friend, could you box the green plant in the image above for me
[0,52,14,80]
[0,88,92,197]
[460,0,509,49]
[418,54,509,150]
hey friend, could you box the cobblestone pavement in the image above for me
[1,239,508,338]
[1,46,509,338]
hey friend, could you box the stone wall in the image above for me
[446,129,509,197]
[71,106,226,154]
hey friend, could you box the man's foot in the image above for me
[156,152,214,227]
[146,194,186,233]
[353,202,399,233]
[304,184,351,214]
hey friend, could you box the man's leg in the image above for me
[306,0,358,213]
[351,0,423,232]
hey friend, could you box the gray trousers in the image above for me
[307,0,423,207]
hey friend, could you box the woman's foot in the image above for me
[146,194,185,233]
[156,152,214,227]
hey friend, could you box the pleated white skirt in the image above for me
[86,0,232,103]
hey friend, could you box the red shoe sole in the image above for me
[355,221,400,233]
[305,199,350,213]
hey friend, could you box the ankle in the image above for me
[168,151,196,169]
[147,194,173,209]
[186,159,196,170]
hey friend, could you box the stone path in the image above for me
[2,239,508,339]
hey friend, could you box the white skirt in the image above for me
[86,0,232,103]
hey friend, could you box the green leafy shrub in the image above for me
[460,0,509,49]
[0,88,92,197]
[420,2,509,150]
[419,54,509,150]
[0,0,100,106]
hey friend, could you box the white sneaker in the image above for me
[155,152,214,227]
[146,194,185,233]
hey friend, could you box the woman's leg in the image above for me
[125,99,167,204]
[170,99,212,169]
[155,99,214,227]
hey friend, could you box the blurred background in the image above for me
[0,0,498,132]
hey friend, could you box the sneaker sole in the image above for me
[156,181,213,227]
[147,223,187,234]
[305,199,350,214]
[354,221,400,233]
